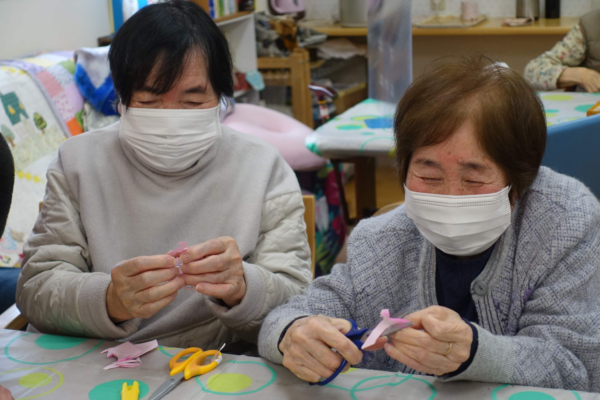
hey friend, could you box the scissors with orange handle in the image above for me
[148,344,225,400]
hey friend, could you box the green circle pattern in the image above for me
[35,335,87,350]
[491,384,582,400]
[195,360,276,396]
[88,379,149,400]
[574,104,594,112]
[337,124,365,130]
[5,333,103,365]
[509,392,555,400]
[326,373,436,400]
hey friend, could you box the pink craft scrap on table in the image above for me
[361,309,413,350]
[101,340,158,370]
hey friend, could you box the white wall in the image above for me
[0,0,111,59]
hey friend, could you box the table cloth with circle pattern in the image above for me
[306,94,600,159]
[0,329,597,399]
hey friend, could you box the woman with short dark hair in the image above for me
[258,56,600,391]
[17,1,311,350]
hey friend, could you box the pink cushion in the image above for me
[222,103,327,171]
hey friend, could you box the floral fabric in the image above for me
[295,163,346,276]
[524,25,587,90]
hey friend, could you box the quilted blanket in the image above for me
[0,52,83,266]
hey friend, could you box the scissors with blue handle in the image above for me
[148,344,224,400]
[310,316,413,386]
[309,319,369,386]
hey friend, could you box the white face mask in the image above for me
[119,105,221,173]
[404,185,512,256]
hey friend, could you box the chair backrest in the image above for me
[302,195,316,278]
[543,114,600,197]
[0,303,27,330]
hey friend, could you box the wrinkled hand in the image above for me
[279,316,368,383]
[559,67,600,92]
[0,385,15,400]
[107,255,184,322]
[178,237,245,307]
[384,306,472,376]
[578,68,600,93]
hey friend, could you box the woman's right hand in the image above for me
[279,316,363,383]
[106,255,185,322]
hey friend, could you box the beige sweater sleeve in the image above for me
[16,157,140,339]
[205,191,312,342]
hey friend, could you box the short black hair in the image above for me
[109,0,233,106]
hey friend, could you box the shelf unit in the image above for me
[97,11,258,101]
[216,12,257,75]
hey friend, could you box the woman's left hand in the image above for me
[384,306,473,376]
[178,237,246,307]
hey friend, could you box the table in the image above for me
[311,17,579,37]
[307,94,600,222]
[1,329,597,400]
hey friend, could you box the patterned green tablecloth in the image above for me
[1,329,598,399]
[306,94,600,159]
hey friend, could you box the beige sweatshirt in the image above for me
[16,122,312,349]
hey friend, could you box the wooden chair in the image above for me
[302,195,316,278]
[0,304,26,330]
[1,197,318,330]
[258,48,314,129]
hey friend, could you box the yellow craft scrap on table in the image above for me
[121,381,139,400]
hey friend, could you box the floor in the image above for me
[344,166,405,221]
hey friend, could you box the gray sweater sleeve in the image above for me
[16,157,140,339]
[258,242,358,364]
[206,191,313,343]
[443,205,600,391]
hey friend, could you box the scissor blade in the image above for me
[381,321,413,337]
[148,372,184,400]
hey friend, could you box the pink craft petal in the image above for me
[100,340,157,370]
[361,309,412,350]
[168,241,188,257]
[134,340,158,357]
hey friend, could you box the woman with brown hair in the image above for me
[258,56,600,391]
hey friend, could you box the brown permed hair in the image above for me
[394,55,546,199]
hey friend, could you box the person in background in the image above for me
[0,135,17,315]
[0,135,16,400]
[17,1,311,351]
[259,56,600,391]
[524,9,600,92]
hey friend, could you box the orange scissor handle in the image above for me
[183,349,221,380]
[169,347,203,376]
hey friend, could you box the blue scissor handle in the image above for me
[310,319,368,387]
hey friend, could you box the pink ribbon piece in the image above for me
[361,309,412,350]
[101,340,158,370]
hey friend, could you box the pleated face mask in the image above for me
[404,185,512,256]
[119,105,221,173]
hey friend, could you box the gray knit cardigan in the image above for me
[258,167,600,392]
